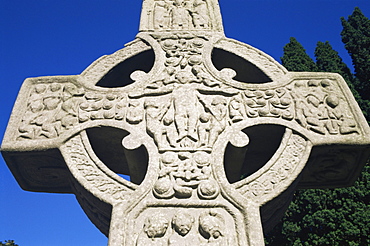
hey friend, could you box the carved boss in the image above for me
[2,1,370,245]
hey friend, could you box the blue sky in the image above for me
[1,0,369,245]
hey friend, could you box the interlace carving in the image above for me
[62,134,136,202]
[234,132,308,201]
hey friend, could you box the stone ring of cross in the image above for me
[2,1,370,245]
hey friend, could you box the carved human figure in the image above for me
[229,95,246,123]
[199,211,228,245]
[293,79,358,135]
[207,96,228,147]
[126,100,144,124]
[144,99,172,148]
[162,112,179,148]
[196,95,228,148]
[293,80,324,132]
[170,0,192,29]
[197,112,212,147]
[193,151,212,180]
[168,212,199,245]
[192,65,221,87]
[319,79,358,134]
[136,213,169,246]
[154,0,172,29]
[191,0,209,29]
[328,95,358,134]
[32,83,63,138]
[172,71,200,142]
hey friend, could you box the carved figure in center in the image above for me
[170,0,192,29]
[172,71,199,143]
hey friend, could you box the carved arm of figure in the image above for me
[129,83,175,99]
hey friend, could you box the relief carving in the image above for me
[135,209,231,246]
[126,100,144,124]
[153,151,218,199]
[131,35,241,150]
[199,210,228,245]
[153,0,210,30]
[136,213,169,246]
[18,83,84,140]
[243,88,294,120]
[63,135,134,201]
[192,0,210,29]
[235,132,307,200]
[292,79,358,135]
[154,0,172,30]
[169,212,199,245]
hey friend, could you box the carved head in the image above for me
[199,211,224,239]
[143,213,169,238]
[174,0,185,7]
[172,212,194,236]
[175,71,191,84]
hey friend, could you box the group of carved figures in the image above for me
[18,77,358,142]
[136,210,228,246]
[292,79,358,135]
[16,36,358,141]
[153,151,219,199]
[153,0,210,30]
[18,83,84,139]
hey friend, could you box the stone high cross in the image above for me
[2,1,370,245]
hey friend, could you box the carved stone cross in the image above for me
[2,1,370,245]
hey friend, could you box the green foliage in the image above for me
[281,37,317,72]
[0,241,18,246]
[266,7,370,245]
[315,41,354,86]
[266,164,370,245]
[341,7,370,100]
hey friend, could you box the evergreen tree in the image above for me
[314,41,370,120]
[315,41,354,84]
[341,7,370,100]
[281,37,317,72]
[266,34,370,245]
[266,166,370,246]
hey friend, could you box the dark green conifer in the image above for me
[266,19,370,245]
[341,7,370,100]
[281,37,317,72]
[315,41,354,82]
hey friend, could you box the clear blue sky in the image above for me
[1,0,369,245]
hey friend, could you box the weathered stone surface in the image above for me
[2,0,370,245]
